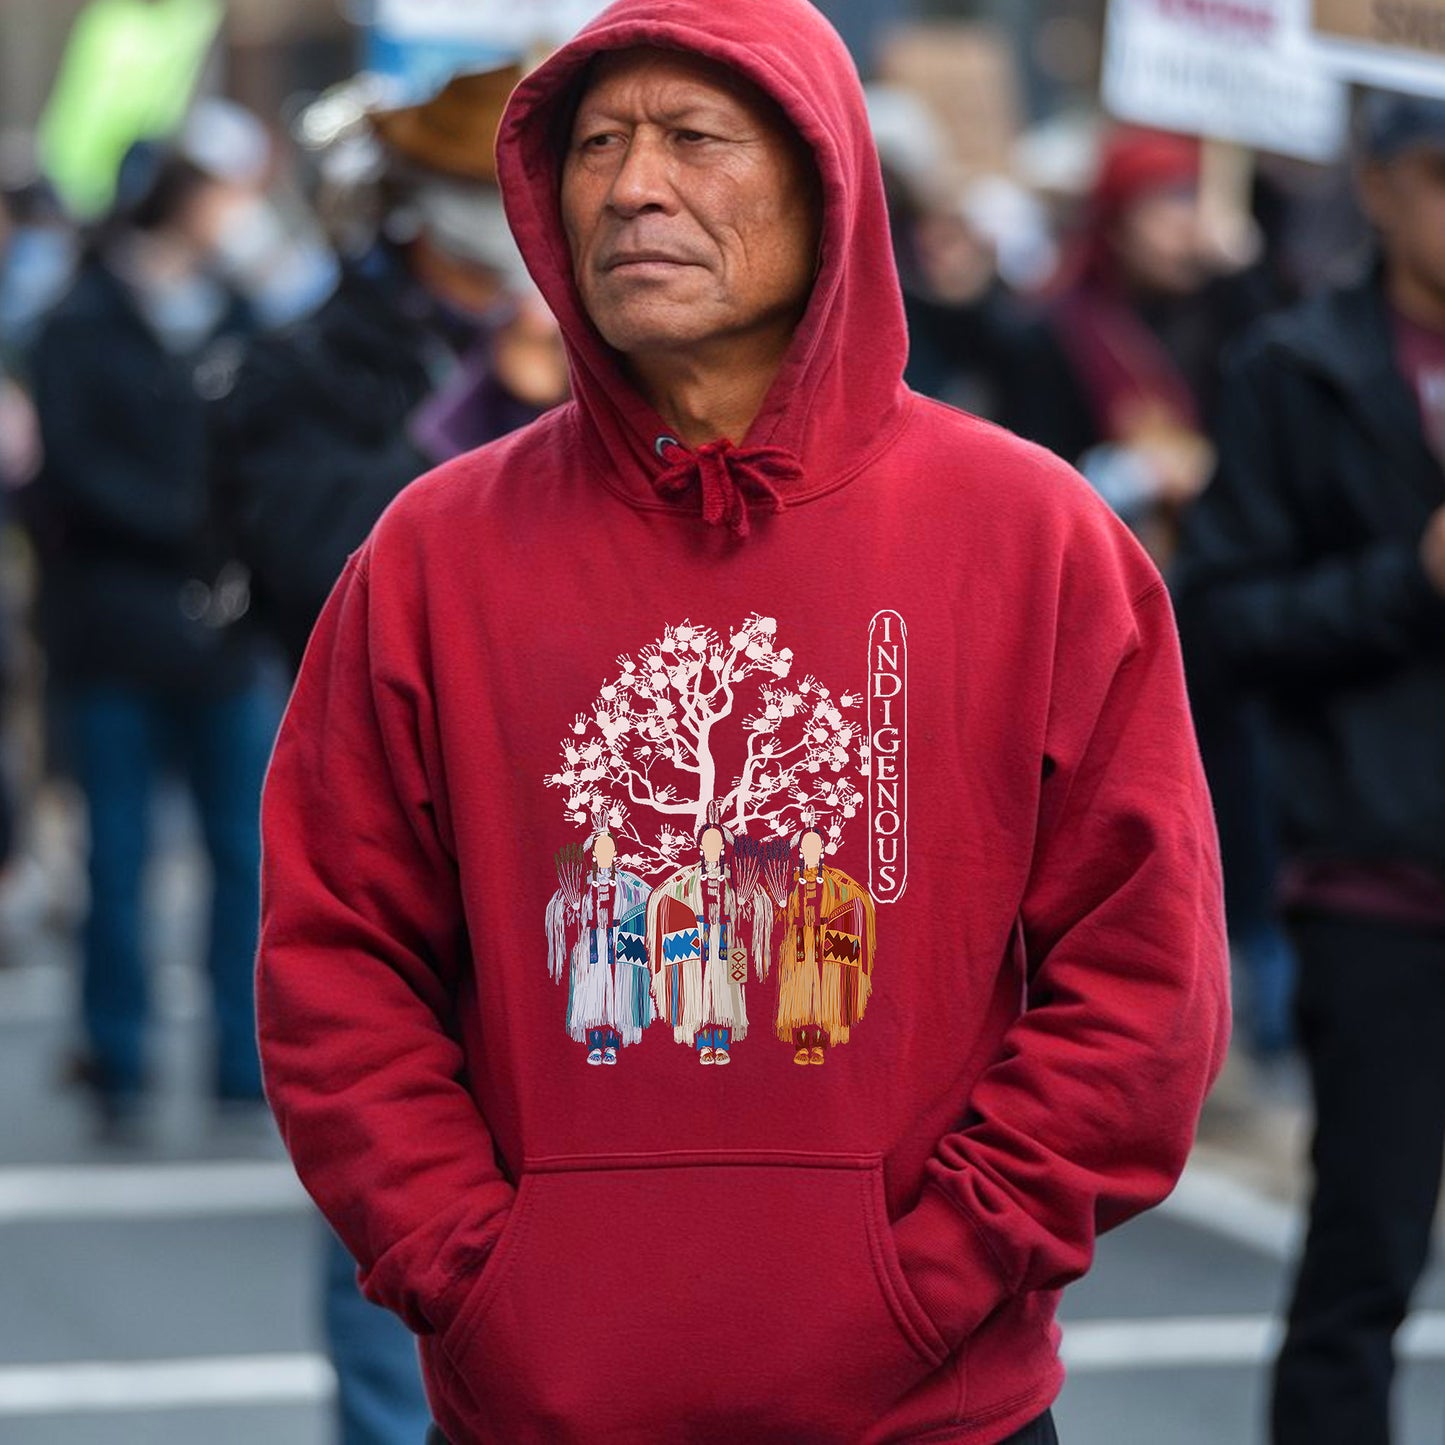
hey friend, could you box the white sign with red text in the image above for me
[375,0,609,48]
[1103,0,1349,160]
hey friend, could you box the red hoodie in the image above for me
[257,2,1231,1441]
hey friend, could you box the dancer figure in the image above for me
[546,825,652,1064]
[761,828,876,1065]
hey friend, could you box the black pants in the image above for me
[427,1409,1056,1444]
[1272,911,1445,1444]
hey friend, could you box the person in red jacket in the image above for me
[257,2,1230,1441]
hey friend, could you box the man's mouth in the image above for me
[604,251,696,271]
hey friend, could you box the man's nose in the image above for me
[606,130,675,217]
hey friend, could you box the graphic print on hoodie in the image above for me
[542,613,897,1069]
[256,1,1231,1442]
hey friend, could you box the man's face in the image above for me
[800,831,824,868]
[561,47,820,365]
[700,827,725,864]
[1362,147,1445,302]
[593,833,617,869]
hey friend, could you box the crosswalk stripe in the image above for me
[0,1355,335,1415]
[5,1310,1445,1415]
[1062,1311,1445,1371]
[0,1156,1304,1244]
[1,1156,1296,1238]
[0,1162,307,1223]
[1156,1156,1301,1260]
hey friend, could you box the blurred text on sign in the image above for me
[1104,0,1349,161]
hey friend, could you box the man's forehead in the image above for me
[572,45,787,125]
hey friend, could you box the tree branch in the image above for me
[619,768,696,815]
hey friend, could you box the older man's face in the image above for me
[561,47,820,365]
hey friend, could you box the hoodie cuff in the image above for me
[892,1183,1014,1353]
[423,1255,483,1339]
[362,1195,514,1338]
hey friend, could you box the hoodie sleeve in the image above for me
[257,547,514,1336]
[892,579,1230,1351]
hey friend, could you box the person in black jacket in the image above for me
[209,64,568,673]
[28,143,282,1135]
[1177,92,1445,1445]
[208,245,455,667]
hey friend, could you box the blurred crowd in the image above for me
[0,17,573,1440]
[0,7,1382,1083]
[0,1,1442,1443]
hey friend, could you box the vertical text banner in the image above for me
[1310,0,1445,98]
[868,612,908,906]
[1103,0,1349,161]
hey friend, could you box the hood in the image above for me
[495,0,910,532]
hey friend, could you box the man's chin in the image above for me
[593,305,721,358]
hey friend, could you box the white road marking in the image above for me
[1062,1311,1445,1372]
[0,1355,335,1415]
[6,1313,1445,1415]
[0,959,202,1025]
[0,1155,1302,1246]
[1063,1314,1281,1371]
[0,1162,308,1223]
[1156,1157,1301,1260]
[2,1155,1300,1236]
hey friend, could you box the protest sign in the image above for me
[1103,0,1349,161]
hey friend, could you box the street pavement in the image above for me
[3,785,1444,1444]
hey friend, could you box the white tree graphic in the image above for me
[546,615,868,876]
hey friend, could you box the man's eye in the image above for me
[675,130,711,144]
[578,132,618,151]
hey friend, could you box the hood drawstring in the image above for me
[651,437,799,538]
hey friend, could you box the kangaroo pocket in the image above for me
[440,1152,950,1444]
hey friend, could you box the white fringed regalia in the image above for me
[546,867,654,1046]
[646,861,769,1045]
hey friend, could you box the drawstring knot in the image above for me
[651,437,800,538]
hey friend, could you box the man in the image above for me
[258,2,1229,1441]
[1178,92,1445,1445]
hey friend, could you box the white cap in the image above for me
[180,98,272,187]
[413,180,528,286]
